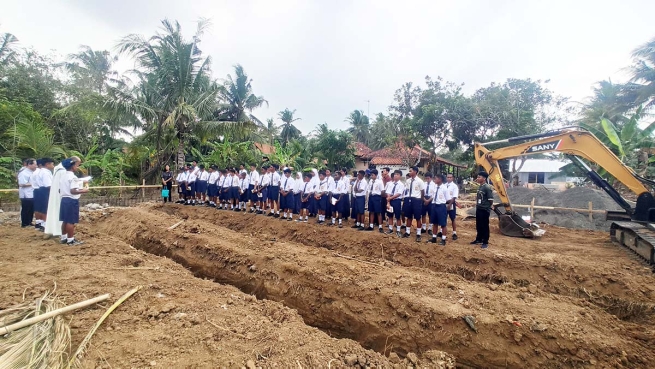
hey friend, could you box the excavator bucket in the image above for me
[494,208,546,238]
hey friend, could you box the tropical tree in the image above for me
[278,108,301,145]
[65,45,118,94]
[346,110,370,144]
[215,64,267,125]
[257,118,280,145]
[628,36,655,109]
[109,19,237,170]
[7,119,65,159]
[0,31,18,67]
[313,123,354,170]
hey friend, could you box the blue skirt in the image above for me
[59,197,80,224]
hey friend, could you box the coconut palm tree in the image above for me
[278,108,301,146]
[216,64,267,123]
[65,45,118,94]
[108,19,237,169]
[628,36,655,110]
[0,31,18,67]
[345,109,370,144]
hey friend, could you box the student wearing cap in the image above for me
[472,171,493,249]
[445,173,460,240]
[248,164,260,212]
[279,168,295,220]
[429,174,452,245]
[59,157,89,245]
[351,170,367,230]
[402,166,426,242]
[384,170,405,237]
[18,158,36,228]
[364,169,384,232]
[421,172,435,235]
[297,172,312,222]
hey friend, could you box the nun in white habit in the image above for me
[44,162,66,236]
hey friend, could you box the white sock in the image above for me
[304,216,308,220]
[60,235,67,241]
[453,231,457,235]
[428,224,433,229]
[276,211,279,215]
[388,225,393,230]
[433,234,437,239]
[331,218,335,224]
[369,223,373,228]
[422,224,426,230]
[417,229,422,235]
[379,224,383,229]
[356,222,360,227]
[396,226,401,232]
[67,237,74,243]
[406,229,411,234]
[442,235,447,240]
[338,219,342,224]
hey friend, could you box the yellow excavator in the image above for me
[474,127,655,266]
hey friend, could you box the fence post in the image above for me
[142,179,145,199]
[530,197,535,221]
[588,201,593,222]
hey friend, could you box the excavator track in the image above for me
[610,221,655,267]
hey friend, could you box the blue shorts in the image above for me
[249,185,257,202]
[186,182,196,196]
[422,200,432,216]
[59,197,80,224]
[354,196,366,215]
[368,194,382,214]
[220,187,230,200]
[195,180,208,194]
[270,186,280,202]
[431,204,448,227]
[317,195,327,211]
[389,199,402,220]
[231,187,239,200]
[34,187,50,213]
[260,187,269,203]
[301,195,311,209]
[240,190,248,202]
[448,208,457,220]
[207,184,218,197]
[280,193,291,209]
[294,193,301,213]
[403,198,422,220]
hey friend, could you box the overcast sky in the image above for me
[2,0,654,134]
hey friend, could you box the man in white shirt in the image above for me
[384,170,405,237]
[59,157,89,245]
[328,171,347,227]
[350,170,368,230]
[269,165,282,217]
[185,164,197,205]
[175,167,185,203]
[446,173,460,240]
[292,172,302,219]
[30,159,43,230]
[238,171,249,211]
[34,158,55,231]
[248,164,260,212]
[18,158,36,228]
[279,168,295,220]
[363,169,385,233]
[325,169,336,221]
[230,168,240,210]
[429,174,453,246]
[402,166,426,242]
[308,169,319,217]
[256,166,271,214]
[196,164,209,204]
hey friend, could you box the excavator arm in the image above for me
[474,128,655,238]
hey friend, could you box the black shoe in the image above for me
[400,225,406,230]
[267,212,274,217]
[365,227,374,232]
[351,224,360,229]
[416,235,421,242]
[396,231,402,237]
[60,238,68,244]
[357,226,366,231]
[440,239,446,246]
[67,239,84,246]
[274,214,280,218]
[338,223,343,228]
[242,208,247,212]
[481,243,489,249]
[379,228,384,234]
[428,237,437,243]
[233,208,240,212]
[384,229,394,235]
[428,229,433,236]
[437,232,442,238]
[452,234,458,240]
[327,222,334,226]
[470,240,481,245]
[249,209,255,213]
[287,217,293,222]
[256,210,263,215]
[401,233,410,238]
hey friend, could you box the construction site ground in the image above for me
[1,202,655,369]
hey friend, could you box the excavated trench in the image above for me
[93,206,655,369]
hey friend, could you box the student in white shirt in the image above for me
[207,165,219,207]
[238,171,249,211]
[18,158,36,228]
[256,166,271,214]
[297,172,312,222]
[218,169,230,209]
[364,169,385,233]
[248,164,260,212]
[329,171,348,227]
[31,159,43,230]
[446,173,460,240]
[384,170,405,237]
[325,169,336,220]
[175,167,185,203]
[314,170,329,224]
[421,173,436,235]
[402,166,426,242]
[338,168,351,223]
[185,164,197,205]
[230,168,240,210]
[269,165,282,217]
[196,164,210,204]
[308,169,319,217]
[59,157,89,245]
[350,170,368,230]
[429,174,453,245]
[34,158,55,231]
[293,172,302,218]
[279,168,296,220]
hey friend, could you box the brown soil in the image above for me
[2,203,655,368]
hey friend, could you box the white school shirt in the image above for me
[334,178,348,195]
[271,171,281,186]
[18,168,34,199]
[281,176,295,192]
[60,171,81,200]
[446,181,459,200]
[405,177,425,199]
[432,184,453,205]
[208,171,219,185]
[240,177,249,191]
[260,173,271,187]
[385,181,405,200]
[31,168,41,189]
[191,166,200,176]
[293,176,303,194]
[327,176,336,193]
[308,176,319,194]
[353,178,368,197]
[176,172,184,183]
[231,175,240,187]
[249,170,259,185]
[368,178,384,196]
[317,178,328,194]
[424,180,437,201]
[198,170,209,181]
[239,169,247,176]
[221,175,231,188]
[40,168,53,188]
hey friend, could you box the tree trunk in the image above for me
[177,135,185,170]
[511,156,527,187]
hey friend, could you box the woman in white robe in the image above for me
[44,163,65,236]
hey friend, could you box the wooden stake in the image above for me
[168,220,184,230]
[0,294,111,335]
[335,253,386,267]
[142,179,146,198]
[589,201,593,222]
[530,198,535,221]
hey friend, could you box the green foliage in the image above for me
[346,110,370,144]
[278,108,301,145]
[312,124,355,170]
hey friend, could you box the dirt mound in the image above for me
[503,186,623,211]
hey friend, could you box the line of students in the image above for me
[170,163,463,245]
